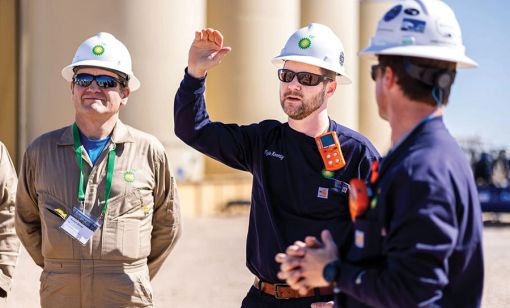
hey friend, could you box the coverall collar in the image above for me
[57,120,136,146]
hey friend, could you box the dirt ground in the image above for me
[5,214,510,308]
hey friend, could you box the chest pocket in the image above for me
[101,189,152,259]
[38,192,74,259]
[347,208,384,262]
[306,176,350,219]
[107,189,144,219]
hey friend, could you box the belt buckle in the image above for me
[274,283,291,300]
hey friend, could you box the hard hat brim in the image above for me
[359,45,478,68]
[272,56,352,85]
[61,60,141,91]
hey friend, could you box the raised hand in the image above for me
[187,28,232,78]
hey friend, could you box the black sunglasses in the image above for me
[370,64,385,81]
[73,73,126,89]
[278,69,333,86]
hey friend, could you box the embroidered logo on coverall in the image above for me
[124,170,135,183]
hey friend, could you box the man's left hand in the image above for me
[275,230,339,295]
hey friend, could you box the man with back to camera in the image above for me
[174,24,380,307]
[276,1,484,307]
[15,32,181,307]
[0,142,20,300]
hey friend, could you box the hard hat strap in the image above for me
[403,58,456,90]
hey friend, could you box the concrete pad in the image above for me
[4,215,510,307]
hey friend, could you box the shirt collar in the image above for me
[57,120,135,146]
[388,110,442,153]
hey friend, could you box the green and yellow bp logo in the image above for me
[124,170,135,183]
[92,45,105,56]
[298,37,312,49]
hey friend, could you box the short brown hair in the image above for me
[378,55,456,106]
[320,67,337,81]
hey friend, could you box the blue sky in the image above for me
[443,0,510,149]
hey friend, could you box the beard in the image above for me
[280,87,326,120]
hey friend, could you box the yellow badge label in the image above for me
[55,208,68,219]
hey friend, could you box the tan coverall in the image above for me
[15,121,181,308]
[0,141,20,298]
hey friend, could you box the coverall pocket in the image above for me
[136,271,154,305]
[348,218,383,261]
[96,270,154,307]
[39,271,80,308]
[39,271,49,293]
[38,193,74,259]
[101,189,145,258]
[108,189,144,219]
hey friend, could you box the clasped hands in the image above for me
[275,229,339,295]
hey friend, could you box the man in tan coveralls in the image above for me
[0,142,20,299]
[15,32,181,308]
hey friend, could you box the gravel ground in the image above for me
[5,214,510,307]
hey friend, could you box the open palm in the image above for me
[188,28,231,78]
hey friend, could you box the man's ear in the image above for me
[120,87,131,106]
[383,66,397,89]
[325,80,337,98]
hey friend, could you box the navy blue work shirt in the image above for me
[174,69,380,283]
[335,117,484,308]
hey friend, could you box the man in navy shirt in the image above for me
[276,1,484,307]
[174,24,379,307]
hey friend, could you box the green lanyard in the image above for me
[73,123,116,217]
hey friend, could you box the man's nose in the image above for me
[85,81,102,92]
[286,77,302,91]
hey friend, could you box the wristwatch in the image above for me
[323,259,341,284]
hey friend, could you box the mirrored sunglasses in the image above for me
[278,69,333,86]
[73,73,126,89]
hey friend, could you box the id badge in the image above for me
[59,207,100,245]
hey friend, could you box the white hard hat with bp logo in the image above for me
[61,32,141,91]
[273,23,352,84]
[360,0,477,68]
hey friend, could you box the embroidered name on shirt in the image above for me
[264,150,285,161]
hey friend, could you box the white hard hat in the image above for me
[273,23,352,84]
[360,0,477,68]
[61,32,141,91]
